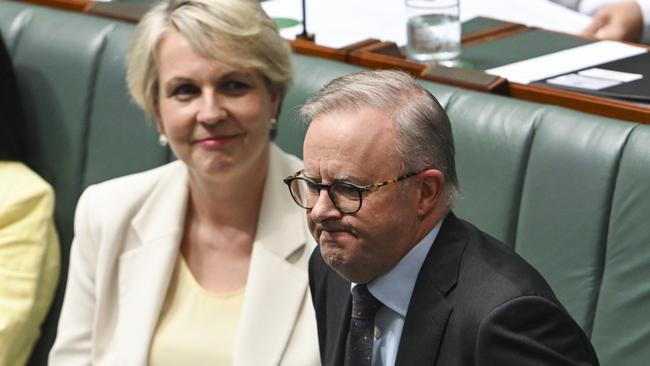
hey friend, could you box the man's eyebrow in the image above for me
[332,173,356,182]
[302,171,356,183]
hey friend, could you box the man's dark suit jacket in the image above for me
[309,213,599,366]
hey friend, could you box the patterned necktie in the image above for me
[345,284,382,366]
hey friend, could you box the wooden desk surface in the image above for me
[291,28,650,124]
[17,0,650,124]
[21,0,89,11]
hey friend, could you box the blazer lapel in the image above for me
[395,213,468,366]
[116,162,189,365]
[328,273,352,366]
[234,146,312,365]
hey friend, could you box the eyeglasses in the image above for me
[283,170,420,214]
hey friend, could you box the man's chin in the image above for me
[320,243,351,272]
[325,259,373,284]
[320,247,364,282]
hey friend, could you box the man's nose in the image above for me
[309,189,342,223]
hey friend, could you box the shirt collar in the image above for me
[352,218,444,317]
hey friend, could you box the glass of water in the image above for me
[405,0,460,65]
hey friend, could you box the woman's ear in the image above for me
[269,90,283,140]
[271,90,282,120]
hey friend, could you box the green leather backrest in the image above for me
[590,125,650,366]
[2,1,650,365]
[516,110,634,333]
[82,22,170,187]
[0,0,27,51]
[7,3,115,253]
[446,91,539,246]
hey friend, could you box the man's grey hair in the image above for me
[300,69,459,205]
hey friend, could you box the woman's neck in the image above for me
[186,150,269,231]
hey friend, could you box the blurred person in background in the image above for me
[49,0,319,364]
[553,0,650,43]
[0,34,60,366]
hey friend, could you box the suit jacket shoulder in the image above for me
[401,214,599,365]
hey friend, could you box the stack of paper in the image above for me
[485,41,647,84]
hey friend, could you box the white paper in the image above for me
[578,68,644,83]
[485,41,647,84]
[262,0,592,49]
[461,0,591,34]
[547,74,622,90]
[263,0,406,48]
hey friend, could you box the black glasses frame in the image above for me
[283,169,420,214]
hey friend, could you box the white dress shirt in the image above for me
[351,219,443,366]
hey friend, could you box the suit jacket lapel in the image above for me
[328,273,352,366]
[395,213,468,366]
[310,249,352,366]
[116,162,189,365]
[234,146,312,365]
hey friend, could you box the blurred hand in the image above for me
[581,1,643,42]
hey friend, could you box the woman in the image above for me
[49,0,319,365]
[0,34,60,366]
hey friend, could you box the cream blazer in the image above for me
[49,145,320,366]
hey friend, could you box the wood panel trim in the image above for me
[510,83,650,124]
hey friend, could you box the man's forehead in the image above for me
[306,108,394,142]
[303,107,401,181]
[303,157,363,181]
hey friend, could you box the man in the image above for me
[284,70,599,366]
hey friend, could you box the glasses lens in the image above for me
[330,182,361,213]
[290,178,319,209]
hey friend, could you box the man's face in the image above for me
[303,107,422,284]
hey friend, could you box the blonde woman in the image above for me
[49,1,319,364]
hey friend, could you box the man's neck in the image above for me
[411,204,449,248]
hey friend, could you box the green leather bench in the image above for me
[2,1,649,365]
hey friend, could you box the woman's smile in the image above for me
[194,134,243,149]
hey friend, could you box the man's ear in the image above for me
[417,169,445,218]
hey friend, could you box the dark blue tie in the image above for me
[345,284,382,366]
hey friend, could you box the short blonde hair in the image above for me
[127,0,293,118]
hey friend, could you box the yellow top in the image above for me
[0,161,60,366]
[149,255,245,366]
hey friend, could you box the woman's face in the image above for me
[155,28,280,182]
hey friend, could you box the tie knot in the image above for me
[351,284,381,320]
